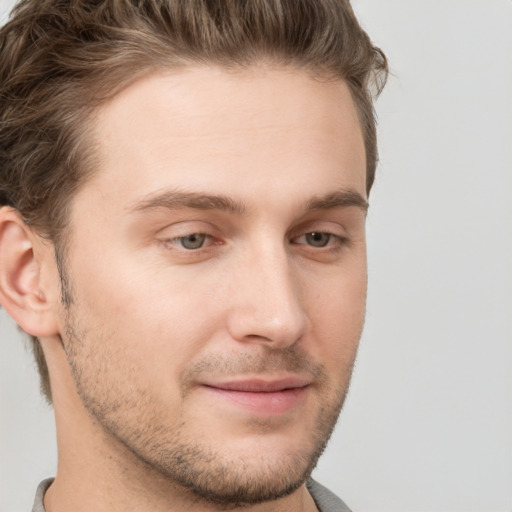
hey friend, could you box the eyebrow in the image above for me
[129,189,247,215]
[129,187,368,215]
[304,189,369,213]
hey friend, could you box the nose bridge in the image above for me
[227,238,309,347]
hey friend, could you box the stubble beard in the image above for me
[62,306,355,508]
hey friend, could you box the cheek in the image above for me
[305,261,367,365]
[73,250,233,370]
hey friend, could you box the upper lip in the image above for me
[202,376,312,393]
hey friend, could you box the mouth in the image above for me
[200,377,311,415]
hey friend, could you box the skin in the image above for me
[0,65,367,512]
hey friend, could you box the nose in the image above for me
[226,246,310,349]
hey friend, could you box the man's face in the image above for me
[57,66,367,504]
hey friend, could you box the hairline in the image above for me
[51,59,366,252]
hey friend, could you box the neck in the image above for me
[44,465,318,512]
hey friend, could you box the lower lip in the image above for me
[202,386,308,416]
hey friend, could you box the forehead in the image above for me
[82,65,366,212]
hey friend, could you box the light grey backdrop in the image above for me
[1,1,511,511]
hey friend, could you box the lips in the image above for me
[201,376,311,415]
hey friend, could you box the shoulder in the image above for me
[306,478,353,512]
[32,478,53,512]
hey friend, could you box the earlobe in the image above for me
[0,207,60,337]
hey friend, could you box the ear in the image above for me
[0,207,60,337]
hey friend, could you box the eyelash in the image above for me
[166,233,216,250]
[165,231,348,252]
[291,231,348,251]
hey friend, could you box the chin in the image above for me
[155,444,321,506]
[127,413,334,507]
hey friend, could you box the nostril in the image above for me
[227,306,309,349]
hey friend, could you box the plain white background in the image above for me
[1,1,511,511]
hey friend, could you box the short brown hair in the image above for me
[0,0,388,403]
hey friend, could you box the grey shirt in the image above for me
[32,477,352,512]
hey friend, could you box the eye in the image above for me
[173,233,209,250]
[303,232,332,247]
[294,231,341,248]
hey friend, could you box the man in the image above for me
[0,1,387,511]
